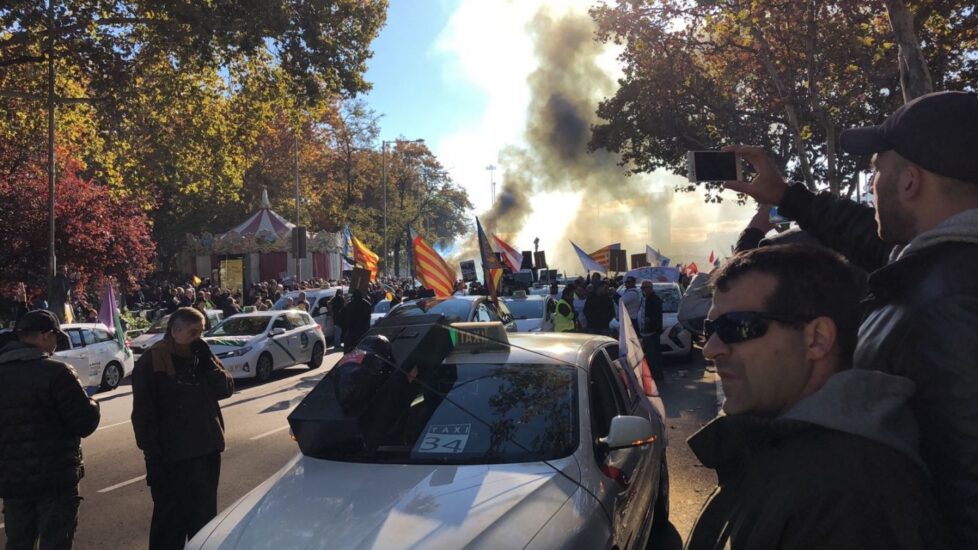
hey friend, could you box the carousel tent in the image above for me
[185,189,342,288]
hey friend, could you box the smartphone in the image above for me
[686,151,743,182]
[769,206,790,225]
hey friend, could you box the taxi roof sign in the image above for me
[450,322,510,353]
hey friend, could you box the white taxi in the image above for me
[56,323,135,392]
[204,311,325,383]
[188,322,669,549]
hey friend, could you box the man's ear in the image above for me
[804,316,837,363]
[901,163,925,201]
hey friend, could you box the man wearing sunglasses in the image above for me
[685,245,945,549]
[722,91,978,545]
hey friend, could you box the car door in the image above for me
[588,349,648,549]
[80,329,106,387]
[57,329,90,382]
[285,312,312,362]
[268,314,294,367]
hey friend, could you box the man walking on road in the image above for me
[687,245,945,549]
[723,90,978,545]
[132,307,234,550]
[0,310,101,550]
[638,280,664,381]
[340,289,372,353]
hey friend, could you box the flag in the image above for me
[476,218,504,300]
[98,282,130,356]
[351,234,379,282]
[618,299,661,406]
[708,250,716,265]
[342,225,353,258]
[571,241,608,273]
[492,234,523,273]
[412,229,456,298]
[191,274,202,286]
[589,243,621,270]
[646,245,663,267]
[685,262,699,276]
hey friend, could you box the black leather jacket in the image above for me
[780,183,978,545]
[0,341,101,498]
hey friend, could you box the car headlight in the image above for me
[217,346,252,359]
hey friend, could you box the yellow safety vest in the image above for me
[554,299,576,332]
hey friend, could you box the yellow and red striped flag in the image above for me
[476,217,504,301]
[351,234,379,281]
[412,231,456,297]
[589,243,621,270]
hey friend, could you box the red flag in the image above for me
[476,218,504,301]
[708,250,715,265]
[492,234,523,273]
[686,262,699,276]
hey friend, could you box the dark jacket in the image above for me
[131,338,234,463]
[780,184,978,545]
[584,293,615,332]
[0,341,101,498]
[341,297,373,348]
[640,291,663,335]
[329,295,346,326]
[686,370,946,550]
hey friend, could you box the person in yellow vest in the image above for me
[554,285,578,333]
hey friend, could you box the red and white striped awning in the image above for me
[228,188,295,237]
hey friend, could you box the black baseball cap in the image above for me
[839,90,978,183]
[16,310,69,338]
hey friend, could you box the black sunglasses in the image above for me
[704,311,812,344]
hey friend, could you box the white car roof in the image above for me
[501,295,549,302]
[61,323,111,330]
[446,332,611,366]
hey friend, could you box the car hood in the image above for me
[204,336,258,352]
[514,318,543,332]
[131,333,163,349]
[191,455,581,550]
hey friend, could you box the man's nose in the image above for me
[702,331,728,361]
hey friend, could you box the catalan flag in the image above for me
[351,234,379,281]
[476,218,504,301]
[412,229,456,298]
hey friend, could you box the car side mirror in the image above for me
[269,328,286,336]
[598,415,655,450]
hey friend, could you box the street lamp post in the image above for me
[382,138,424,279]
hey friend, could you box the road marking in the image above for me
[249,425,290,441]
[97,475,146,493]
[96,419,132,431]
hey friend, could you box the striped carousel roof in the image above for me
[229,188,295,237]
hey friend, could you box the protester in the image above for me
[584,280,615,336]
[554,284,578,332]
[295,291,310,312]
[572,284,588,332]
[620,275,642,328]
[724,90,978,544]
[340,289,372,353]
[0,310,101,549]
[131,307,234,550]
[329,289,345,351]
[638,279,664,381]
[686,245,945,549]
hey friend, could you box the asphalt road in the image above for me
[0,347,720,550]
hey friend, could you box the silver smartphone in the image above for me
[686,151,743,182]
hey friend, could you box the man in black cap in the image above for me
[0,310,101,549]
[723,90,978,545]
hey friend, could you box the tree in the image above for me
[0,155,155,294]
[589,0,977,200]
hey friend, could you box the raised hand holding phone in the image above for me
[720,145,789,206]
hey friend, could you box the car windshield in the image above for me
[373,300,390,314]
[503,300,545,320]
[306,362,578,464]
[387,299,472,323]
[206,316,269,336]
[146,314,170,334]
[655,287,681,313]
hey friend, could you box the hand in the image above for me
[144,454,165,486]
[721,145,788,205]
[748,203,775,233]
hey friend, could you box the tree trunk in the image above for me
[884,0,934,102]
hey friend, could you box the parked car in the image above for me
[386,295,518,332]
[370,299,391,327]
[501,293,555,332]
[614,282,693,361]
[187,323,668,550]
[273,288,347,344]
[56,323,135,392]
[204,310,326,382]
[129,309,224,362]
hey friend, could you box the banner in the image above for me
[460,260,478,282]
[220,258,244,291]
[624,266,680,283]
